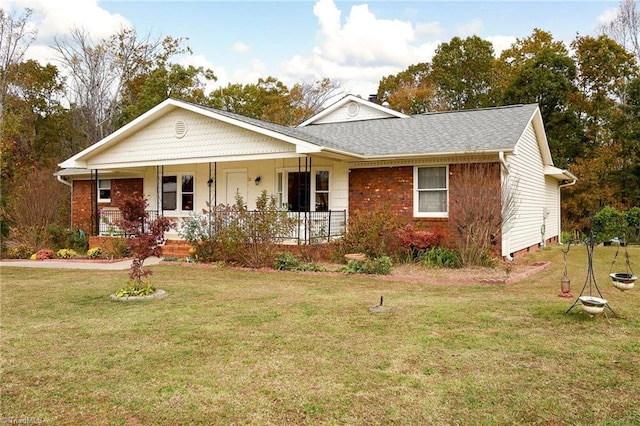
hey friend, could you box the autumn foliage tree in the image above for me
[115,192,174,294]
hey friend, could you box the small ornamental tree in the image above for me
[115,192,175,296]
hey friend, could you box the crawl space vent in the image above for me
[174,120,188,138]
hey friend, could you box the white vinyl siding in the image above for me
[504,122,559,255]
[85,110,296,167]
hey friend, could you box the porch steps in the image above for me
[88,236,192,259]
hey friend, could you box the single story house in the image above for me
[56,95,577,259]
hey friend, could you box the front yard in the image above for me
[1,245,639,425]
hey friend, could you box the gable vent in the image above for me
[174,120,188,138]
[346,101,360,117]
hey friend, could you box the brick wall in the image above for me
[348,163,502,248]
[72,178,143,233]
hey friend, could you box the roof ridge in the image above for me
[419,103,532,116]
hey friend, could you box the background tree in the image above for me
[207,76,341,125]
[599,0,640,62]
[288,78,343,123]
[499,29,583,168]
[376,62,434,114]
[0,7,37,139]
[52,27,200,144]
[430,35,498,110]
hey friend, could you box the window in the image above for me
[277,169,330,212]
[162,174,194,211]
[181,175,194,210]
[98,179,111,202]
[315,171,329,212]
[415,166,448,217]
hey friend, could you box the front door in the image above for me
[225,171,248,205]
[287,171,310,212]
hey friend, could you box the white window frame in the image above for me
[413,165,449,218]
[97,179,111,203]
[275,168,331,212]
[162,173,195,213]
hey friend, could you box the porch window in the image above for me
[98,179,111,202]
[162,174,195,211]
[414,166,448,217]
[315,171,329,212]
[279,170,330,212]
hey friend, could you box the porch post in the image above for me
[91,169,98,236]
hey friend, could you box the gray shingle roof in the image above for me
[295,103,539,157]
[191,100,539,158]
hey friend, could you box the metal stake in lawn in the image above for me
[565,230,617,317]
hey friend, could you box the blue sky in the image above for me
[2,0,622,97]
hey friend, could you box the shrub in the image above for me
[115,280,155,298]
[592,206,625,243]
[4,245,33,259]
[274,252,301,271]
[180,191,296,268]
[47,226,88,252]
[87,247,104,259]
[397,225,444,259]
[418,247,463,269]
[624,207,640,242]
[35,249,55,260]
[274,252,325,272]
[4,167,69,252]
[56,249,78,259]
[332,203,403,261]
[342,256,393,275]
[451,164,518,267]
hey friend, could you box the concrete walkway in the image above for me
[0,257,162,270]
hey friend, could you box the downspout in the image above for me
[559,180,576,189]
[499,152,513,260]
[558,177,578,244]
[499,151,510,175]
[56,175,72,187]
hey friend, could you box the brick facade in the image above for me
[72,178,144,233]
[348,163,502,249]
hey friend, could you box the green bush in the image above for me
[342,256,392,275]
[180,191,296,268]
[592,206,625,243]
[56,249,78,259]
[274,252,325,272]
[624,207,640,242]
[418,247,463,269]
[47,225,88,252]
[275,252,301,270]
[115,280,156,297]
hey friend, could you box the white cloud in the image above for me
[456,19,483,38]
[281,0,444,97]
[232,42,250,53]
[596,8,618,27]
[416,21,447,39]
[486,35,517,56]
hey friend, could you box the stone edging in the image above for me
[109,289,167,301]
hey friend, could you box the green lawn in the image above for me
[1,245,639,425]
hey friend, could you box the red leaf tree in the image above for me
[116,192,175,289]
